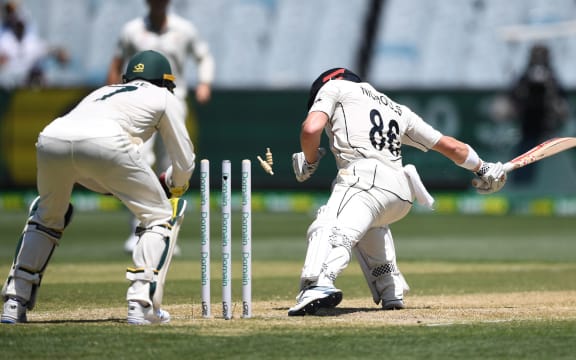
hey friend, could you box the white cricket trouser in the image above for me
[35,134,172,229]
[2,134,175,306]
[314,159,413,287]
[327,159,413,234]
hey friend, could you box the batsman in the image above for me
[289,68,507,316]
[1,50,195,325]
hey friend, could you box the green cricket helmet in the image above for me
[122,50,176,92]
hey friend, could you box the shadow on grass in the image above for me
[315,307,383,316]
[274,306,382,316]
[30,317,125,324]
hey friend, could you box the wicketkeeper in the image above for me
[1,50,195,325]
[289,68,507,316]
[106,0,215,255]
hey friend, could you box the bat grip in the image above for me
[503,162,515,173]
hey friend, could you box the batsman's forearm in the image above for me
[300,133,322,163]
[300,111,328,163]
[433,136,481,171]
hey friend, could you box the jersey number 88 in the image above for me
[369,109,400,156]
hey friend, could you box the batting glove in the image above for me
[292,148,326,182]
[472,161,507,194]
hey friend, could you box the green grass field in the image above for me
[1,206,576,359]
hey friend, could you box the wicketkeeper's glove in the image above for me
[159,171,189,198]
[292,148,326,182]
[159,172,172,198]
[472,161,507,194]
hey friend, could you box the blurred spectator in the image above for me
[1,0,19,33]
[0,1,68,89]
[508,43,569,185]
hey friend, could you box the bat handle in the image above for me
[503,162,515,173]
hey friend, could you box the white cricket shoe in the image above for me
[123,235,181,256]
[382,299,405,310]
[127,301,171,325]
[1,298,27,324]
[287,286,343,316]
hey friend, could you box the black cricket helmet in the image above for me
[307,67,362,110]
[122,50,176,92]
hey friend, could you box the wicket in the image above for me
[199,159,252,319]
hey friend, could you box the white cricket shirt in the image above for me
[40,80,195,185]
[309,80,443,171]
[113,14,214,100]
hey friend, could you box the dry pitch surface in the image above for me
[27,290,576,327]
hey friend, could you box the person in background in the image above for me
[1,0,18,33]
[288,68,507,316]
[508,43,569,185]
[0,1,68,89]
[106,0,214,254]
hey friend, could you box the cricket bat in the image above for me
[503,137,576,172]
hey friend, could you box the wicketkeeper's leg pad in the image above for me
[126,198,186,311]
[2,197,74,310]
[126,224,171,307]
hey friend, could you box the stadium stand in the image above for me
[11,0,576,89]
[370,0,576,89]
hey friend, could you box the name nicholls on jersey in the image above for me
[360,86,402,116]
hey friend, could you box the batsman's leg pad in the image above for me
[299,206,337,289]
[315,227,358,287]
[353,246,380,304]
[355,226,409,305]
[2,199,73,310]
